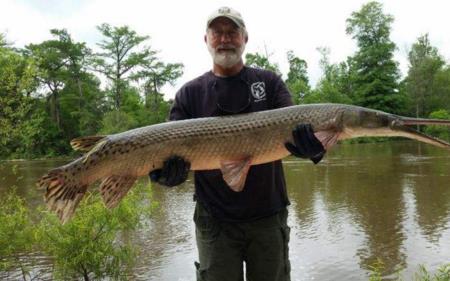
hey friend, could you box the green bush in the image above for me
[100,110,138,134]
[368,260,450,281]
[0,181,156,281]
[424,110,450,142]
[36,182,155,280]
[0,189,35,279]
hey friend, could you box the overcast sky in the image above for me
[1,0,449,99]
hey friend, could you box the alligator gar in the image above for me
[37,103,450,223]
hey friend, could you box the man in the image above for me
[150,7,325,281]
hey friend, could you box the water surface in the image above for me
[1,141,449,280]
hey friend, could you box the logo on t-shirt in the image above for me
[250,82,266,102]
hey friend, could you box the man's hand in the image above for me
[285,124,326,164]
[149,156,191,187]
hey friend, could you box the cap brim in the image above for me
[207,16,245,29]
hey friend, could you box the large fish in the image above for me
[37,104,450,223]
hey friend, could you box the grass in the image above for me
[369,260,450,281]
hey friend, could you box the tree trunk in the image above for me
[416,101,420,131]
[153,76,158,111]
[54,91,61,130]
[82,266,90,281]
[77,76,83,112]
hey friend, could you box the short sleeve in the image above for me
[169,88,192,121]
[271,74,293,109]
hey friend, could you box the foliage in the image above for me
[100,110,138,134]
[92,24,152,109]
[306,47,353,104]
[0,189,35,279]
[413,264,450,281]
[0,180,156,280]
[346,1,405,114]
[2,5,450,160]
[0,44,53,158]
[285,50,311,104]
[424,110,450,142]
[245,52,281,74]
[431,66,450,113]
[138,58,183,109]
[21,29,104,156]
[0,27,182,159]
[368,260,450,281]
[404,34,446,118]
[36,182,155,280]
[0,33,7,48]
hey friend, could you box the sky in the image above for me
[1,0,449,99]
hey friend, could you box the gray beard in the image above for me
[207,43,245,69]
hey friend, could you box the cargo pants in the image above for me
[193,202,291,281]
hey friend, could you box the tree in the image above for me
[49,29,92,113]
[346,1,405,113]
[424,109,450,142]
[43,29,105,139]
[310,47,353,104]
[25,30,103,151]
[0,41,44,158]
[245,52,280,74]
[92,24,153,109]
[432,66,450,112]
[25,39,68,130]
[285,50,310,104]
[0,33,9,48]
[139,60,183,110]
[404,34,445,118]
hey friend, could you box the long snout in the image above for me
[391,116,450,149]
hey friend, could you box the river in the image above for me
[1,141,449,280]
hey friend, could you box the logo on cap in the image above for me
[218,7,231,14]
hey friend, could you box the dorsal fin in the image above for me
[70,135,106,152]
[220,156,252,192]
[82,139,108,164]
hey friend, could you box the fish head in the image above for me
[341,106,450,149]
[341,108,399,137]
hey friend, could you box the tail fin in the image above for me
[37,168,87,224]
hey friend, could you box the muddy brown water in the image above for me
[1,141,449,280]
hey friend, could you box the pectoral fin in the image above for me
[99,175,137,208]
[220,157,252,192]
[314,131,340,150]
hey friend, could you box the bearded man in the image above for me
[149,6,325,281]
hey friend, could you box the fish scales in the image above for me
[37,103,450,223]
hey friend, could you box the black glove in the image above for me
[285,124,326,164]
[149,156,191,187]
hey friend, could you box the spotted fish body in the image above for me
[37,103,450,223]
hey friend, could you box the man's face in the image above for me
[205,17,248,68]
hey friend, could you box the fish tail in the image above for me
[37,168,87,224]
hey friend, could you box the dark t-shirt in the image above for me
[170,66,293,222]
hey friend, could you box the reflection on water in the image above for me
[1,141,449,281]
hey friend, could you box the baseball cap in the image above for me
[206,6,246,30]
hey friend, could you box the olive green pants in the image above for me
[194,202,291,281]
